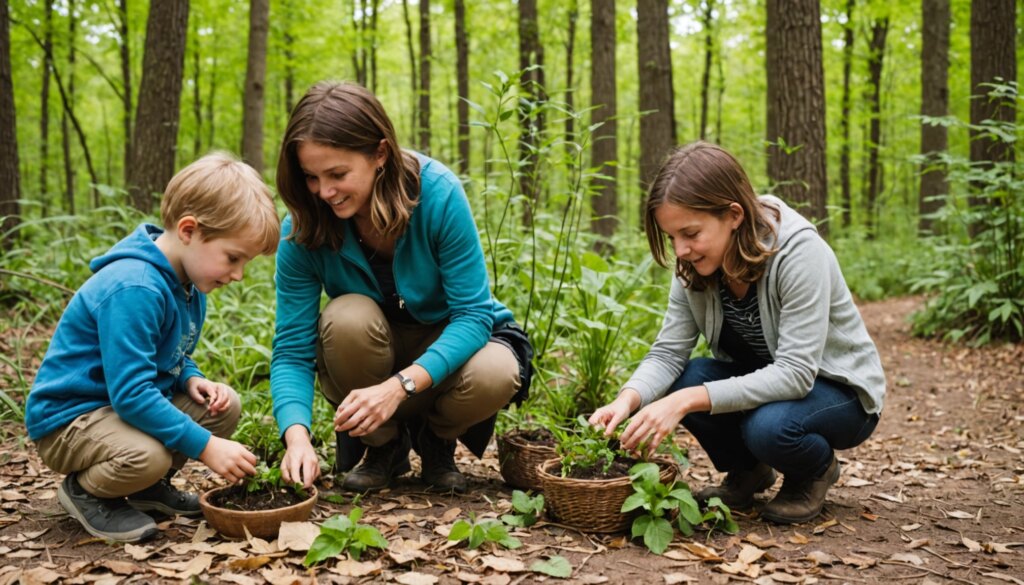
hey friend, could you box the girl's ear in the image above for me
[176,216,199,244]
[728,202,745,230]
[375,139,389,168]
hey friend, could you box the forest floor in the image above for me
[1,296,1023,585]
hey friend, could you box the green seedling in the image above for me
[245,462,307,499]
[622,462,701,554]
[701,496,740,536]
[553,415,629,477]
[501,490,545,527]
[449,513,522,550]
[304,507,388,566]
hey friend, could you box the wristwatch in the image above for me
[393,372,416,399]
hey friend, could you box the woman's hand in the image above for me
[588,389,641,436]
[334,380,404,437]
[618,385,710,455]
[281,425,320,489]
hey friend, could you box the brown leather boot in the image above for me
[694,462,777,509]
[417,426,467,493]
[761,456,840,524]
[340,433,411,492]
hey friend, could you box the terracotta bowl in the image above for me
[199,485,318,539]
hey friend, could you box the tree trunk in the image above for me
[565,0,578,147]
[970,0,1016,166]
[191,32,201,159]
[698,0,713,141]
[518,0,546,224]
[0,0,20,246]
[919,0,949,234]
[455,0,469,174]
[839,0,854,228]
[638,0,676,197]
[206,52,217,148]
[127,0,190,213]
[118,0,131,186]
[864,17,888,237]
[402,0,417,139]
[590,0,618,249]
[417,0,430,153]
[350,0,367,86]
[62,0,77,213]
[370,0,379,93]
[765,0,829,238]
[39,0,53,217]
[242,0,269,174]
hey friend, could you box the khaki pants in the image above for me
[316,294,519,447]
[35,390,241,498]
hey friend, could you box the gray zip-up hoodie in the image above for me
[623,195,886,416]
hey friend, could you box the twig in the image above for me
[921,545,970,567]
[880,560,977,585]
[817,572,868,582]
[0,269,75,296]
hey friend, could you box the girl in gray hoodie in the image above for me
[589,142,885,524]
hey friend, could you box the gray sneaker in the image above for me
[58,473,159,542]
[127,477,201,517]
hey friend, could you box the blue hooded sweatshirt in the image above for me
[25,224,212,459]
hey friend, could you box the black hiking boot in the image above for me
[417,426,467,493]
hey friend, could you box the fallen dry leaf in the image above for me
[97,559,140,575]
[277,521,320,552]
[678,542,722,561]
[944,509,975,519]
[479,554,527,572]
[326,559,383,577]
[123,543,155,560]
[961,535,982,552]
[18,567,61,585]
[737,544,765,565]
[228,555,274,570]
[388,537,431,565]
[219,574,260,585]
[663,573,697,584]
[982,572,1024,585]
[394,571,439,585]
[805,550,835,565]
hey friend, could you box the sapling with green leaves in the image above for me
[304,507,388,566]
[621,462,701,554]
[501,490,544,527]
[245,461,307,499]
[449,513,522,550]
[701,496,740,536]
[553,415,630,477]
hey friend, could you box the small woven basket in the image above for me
[496,431,556,491]
[538,456,677,533]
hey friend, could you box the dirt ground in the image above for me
[1,296,1022,584]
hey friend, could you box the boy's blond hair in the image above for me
[161,152,280,255]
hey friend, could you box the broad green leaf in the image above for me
[643,517,674,554]
[469,524,486,549]
[631,514,651,539]
[304,533,346,566]
[620,491,648,513]
[499,535,522,549]
[448,520,471,542]
[530,556,572,578]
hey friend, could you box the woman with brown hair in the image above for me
[271,81,531,493]
[589,141,885,524]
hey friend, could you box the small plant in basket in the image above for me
[496,406,558,491]
[553,415,633,479]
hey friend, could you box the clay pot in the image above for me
[199,485,318,539]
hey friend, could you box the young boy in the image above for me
[25,152,280,542]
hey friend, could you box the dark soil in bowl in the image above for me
[207,484,309,511]
[508,427,556,447]
[558,455,640,480]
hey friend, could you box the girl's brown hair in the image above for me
[276,81,420,250]
[643,141,779,291]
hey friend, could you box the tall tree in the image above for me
[970,0,1016,166]
[190,23,202,159]
[590,0,618,247]
[564,0,578,146]
[62,0,77,212]
[765,0,829,237]
[417,0,430,153]
[638,0,676,196]
[518,0,546,222]
[698,0,714,141]
[838,0,854,228]
[127,0,189,213]
[0,0,20,246]
[117,0,131,185]
[401,0,417,138]
[863,17,889,236]
[369,0,379,93]
[919,0,949,233]
[242,0,269,173]
[39,0,53,216]
[454,0,469,174]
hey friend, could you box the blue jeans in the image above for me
[675,358,879,479]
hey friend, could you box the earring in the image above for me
[376,166,384,174]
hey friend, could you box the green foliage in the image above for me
[501,490,544,528]
[449,513,522,550]
[622,462,738,555]
[833,234,925,301]
[304,507,388,566]
[530,555,572,578]
[552,416,629,478]
[244,461,307,499]
[910,82,1024,345]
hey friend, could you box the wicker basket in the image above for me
[199,485,318,539]
[538,456,677,533]
[497,430,556,491]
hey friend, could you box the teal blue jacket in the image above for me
[270,154,513,436]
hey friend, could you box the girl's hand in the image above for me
[618,385,710,454]
[186,377,235,416]
[334,381,404,437]
[588,390,641,436]
[281,425,320,489]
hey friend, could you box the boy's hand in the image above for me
[186,377,235,416]
[199,436,258,483]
